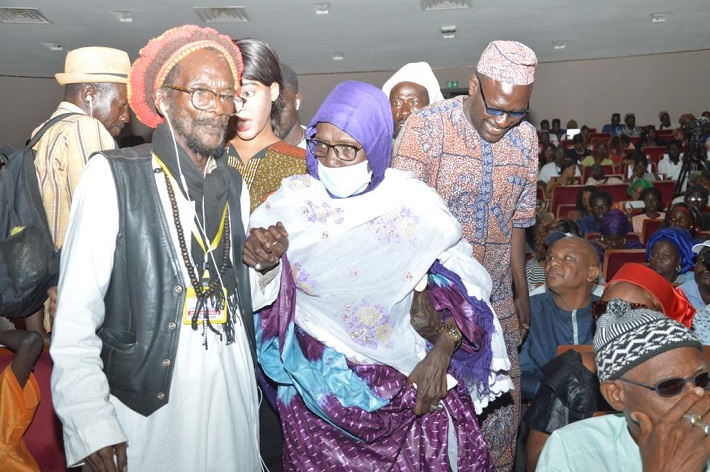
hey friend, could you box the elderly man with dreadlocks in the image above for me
[50,25,275,471]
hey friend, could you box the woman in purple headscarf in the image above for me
[588,209,644,261]
[243,81,509,470]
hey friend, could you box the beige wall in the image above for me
[1,49,709,148]
[298,49,710,132]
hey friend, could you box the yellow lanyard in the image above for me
[153,154,228,257]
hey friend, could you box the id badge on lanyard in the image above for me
[182,286,229,324]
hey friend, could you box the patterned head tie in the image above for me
[594,299,701,382]
[476,40,537,86]
[128,24,243,128]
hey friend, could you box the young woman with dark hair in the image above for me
[227,38,306,213]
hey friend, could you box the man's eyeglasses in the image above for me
[307,139,362,162]
[163,84,245,113]
[618,371,710,397]
[477,74,529,119]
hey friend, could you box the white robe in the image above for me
[50,154,276,471]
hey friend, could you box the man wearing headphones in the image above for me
[29,46,131,342]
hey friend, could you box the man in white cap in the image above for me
[382,62,444,139]
[537,299,710,471]
[27,46,131,342]
[392,40,538,471]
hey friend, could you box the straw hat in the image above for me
[55,46,131,85]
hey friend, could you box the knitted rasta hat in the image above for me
[128,24,243,128]
[594,299,701,382]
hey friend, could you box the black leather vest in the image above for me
[99,144,255,416]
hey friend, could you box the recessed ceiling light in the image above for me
[194,7,250,23]
[421,0,472,11]
[109,11,133,23]
[651,12,668,23]
[552,40,567,50]
[331,53,344,61]
[41,42,63,51]
[441,25,456,39]
[313,3,330,15]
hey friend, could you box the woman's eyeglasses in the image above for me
[307,139,362,162]
[618,371,710,397]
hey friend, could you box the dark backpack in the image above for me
[0,113,78,318]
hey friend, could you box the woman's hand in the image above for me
[242,222,289,272]
[410,288,442,343]
[406,322,459,416]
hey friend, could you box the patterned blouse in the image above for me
[226,141,306,213]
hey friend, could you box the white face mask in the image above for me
[317,160,373,198]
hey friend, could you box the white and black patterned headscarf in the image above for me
[594,299,701,382]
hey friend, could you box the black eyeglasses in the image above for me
[307,139,362,162]
[477,74,529,119]
[619,371,710,397]
[163,84,245,113]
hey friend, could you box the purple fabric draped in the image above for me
[305,80,393,195]
[258,257,494,471]
[428,261,495,398]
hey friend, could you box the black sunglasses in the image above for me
[477,74,529,119]
[619,371,710,397]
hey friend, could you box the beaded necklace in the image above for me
[154,166,232,344]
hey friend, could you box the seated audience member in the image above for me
[520,234,600,400]
[566,119,578,132]
[666,202,702,238]
[659,110,672,130]
[0,329,44,471]
[537,300,709,472]
[526,219,580,291]
[607,136,624,165]
[540,119,550,132]
[565,134,591,165]
[538,131,551,152]
[381,62,444,139]
[647,227,696,284]
[586,163,623,186]
[551,118,565,143]
[602,113,623,137]
[546,160,578,194]
[625,178,654,204]
[577,190,612,236]
[579,125,592,150]
[538,143,556,168]
[658,139,683,181]
[570,185,597,222]
[684,185,710,231]
[626,152,656,183]
[638,126,660,150]
[538,149,580,184]
[631,186,664,233]
[588,209,642,262]
[620,112,642,137]
[524,262,697,471]
[580,141,614,168]
[680,240,710,344]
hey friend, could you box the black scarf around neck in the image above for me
[152,124,238,346]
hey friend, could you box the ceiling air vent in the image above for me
[0,8,52,24]
[194,7,250,23]
[421,0,472,11]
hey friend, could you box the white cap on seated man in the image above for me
[537,299,710,471]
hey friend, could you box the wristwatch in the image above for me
[439,324,463,351]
